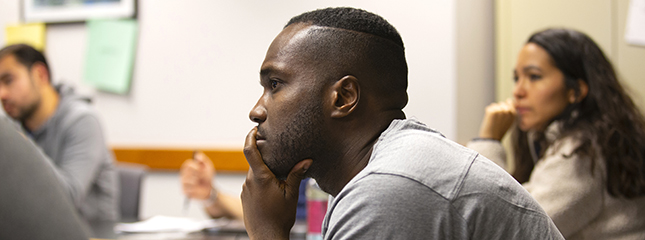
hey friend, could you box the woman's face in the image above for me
[513,43,574,132]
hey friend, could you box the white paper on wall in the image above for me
[626,0,645,47]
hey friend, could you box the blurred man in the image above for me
[240,7,564,239]
[0,44,119,221]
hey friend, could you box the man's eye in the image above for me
[0,78,12,86]
[270,80,279,90]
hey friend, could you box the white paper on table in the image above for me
[626,0,645,47]
[114,215,228,233]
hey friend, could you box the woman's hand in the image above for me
[478,98,517,141]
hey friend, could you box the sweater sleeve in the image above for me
[522,138,604,238]
[466,139,508,171]
[54,114,107,208]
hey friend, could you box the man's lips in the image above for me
[255,130,266,141]
[255,129,267,148]
[2,103,14,114]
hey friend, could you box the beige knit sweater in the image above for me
[467,123,645,240]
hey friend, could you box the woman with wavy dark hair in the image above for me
[468,28,645,239]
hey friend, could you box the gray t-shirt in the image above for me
[321,119,563,239]
[24,84,119,221]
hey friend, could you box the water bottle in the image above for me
[306,178,329,240]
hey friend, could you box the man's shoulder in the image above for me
[332,119,564,239]
[375,119,477,159]
[331,159,563,239]
[39,97,104,145]
[327,168,563,239]
[54,84,97,121]
[54,96,100,129]
[326,173,469,239]
[365,119,481,200]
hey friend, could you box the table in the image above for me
[89,219,307,240]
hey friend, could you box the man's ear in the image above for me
[330,75,359,118]
[569,79,588,103]
[30,62,50,86]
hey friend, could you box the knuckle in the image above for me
[242,151,252,159]
[243,145,255,155]
[245,173,254,183]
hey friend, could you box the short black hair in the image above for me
[285,7,408,109]
[0,44,51,83]
[286,7,404,49]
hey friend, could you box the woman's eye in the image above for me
[529,74,542,81]
[513,76,518,82]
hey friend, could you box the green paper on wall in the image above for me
[84,19,138,94]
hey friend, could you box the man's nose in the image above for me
[249,96,267,124]
[0,86,8,100]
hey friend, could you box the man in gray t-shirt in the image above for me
[0,44,119,221]
[239,7,563,239]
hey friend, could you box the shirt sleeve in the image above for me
[53,114,107,208]
[522,138,604,238]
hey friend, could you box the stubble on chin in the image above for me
[262,101,325,180]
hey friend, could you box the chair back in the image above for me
[116,163,147,222]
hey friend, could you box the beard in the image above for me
[16,100,40,122]
[260,100,325,180]
[3,95,40,123]
[3,77,42,123]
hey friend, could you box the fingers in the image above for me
[193,151,212,165]
[183,151,215,174]
[193,151,208,170]
[285,159,313,199]
[182,176,200,197]
[181,159,205,180]
[182,159,200,172]
[479,99,518,140]
[243,127,273,178]
[240,147,306,239]
[194,151,216,178]
[181,153,214,199]
[183,172,212,199]
[486,101,513,114]
[180,159,199,182]
[505,98,517,115]
[484,99,517,121]
[500,98,516,114]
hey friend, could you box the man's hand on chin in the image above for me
[241,127,312,240]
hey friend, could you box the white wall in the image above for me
[139,172,245,220]
[456,0,495,144]
[1,0,459,148]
